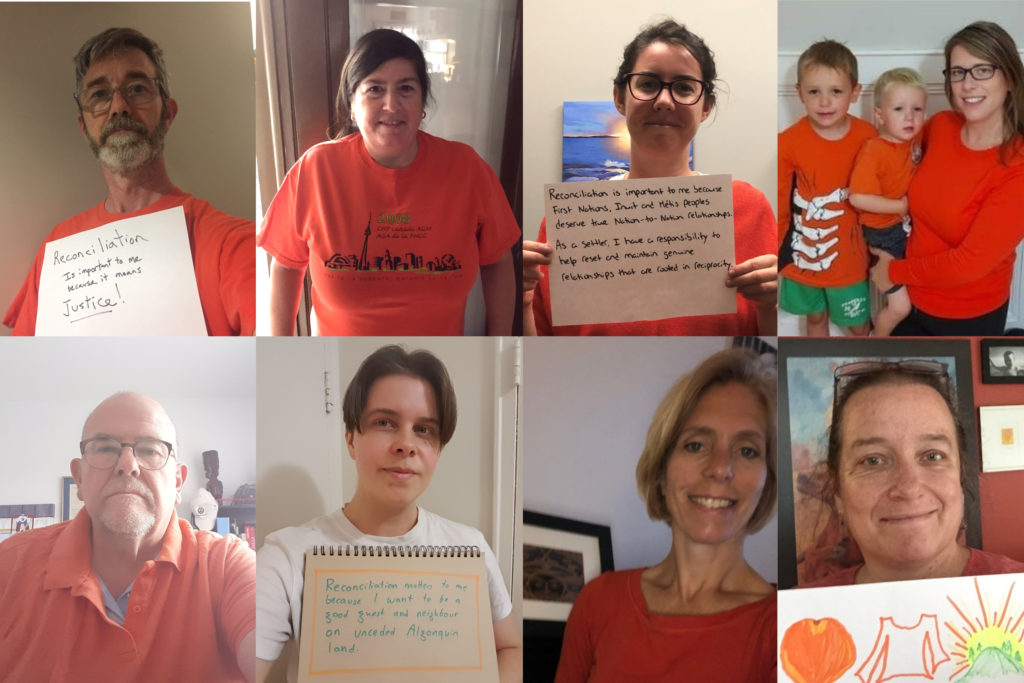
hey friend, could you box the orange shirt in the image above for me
[892,111,1024,318]
[778,116,877,287]
[849,137,916,228]
[3,189,255,336]
[258,131,521,335]
[0,510,255,682]
[531,180,775,335]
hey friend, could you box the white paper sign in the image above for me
[36,206,206,335]
[544,174,737,326]
[778,573,1024,682]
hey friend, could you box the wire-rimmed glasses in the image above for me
[74,77,163,115]
[832,359,950,409]
[79,437,175,470]
[623,73,707,106]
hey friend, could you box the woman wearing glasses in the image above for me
[556,349,777,680]
[804,360,1024,587]
[523,20,777,335]
[258,29,519,336]
[869,21,1024,335]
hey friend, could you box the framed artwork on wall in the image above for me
[980,339,1024,384]
[62,476,85,522]
[979,405,1024,472]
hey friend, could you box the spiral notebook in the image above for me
[297,545,499,682]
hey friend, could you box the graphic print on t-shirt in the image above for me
[780,171,846,274]
[323,213,462,277]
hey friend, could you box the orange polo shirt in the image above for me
[0,509,254,682]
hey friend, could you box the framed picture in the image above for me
[777,338,979,589]
[62,477,84,522]
[980,339,1024,383]
[979,405,1024,472]
[523,511,613,682]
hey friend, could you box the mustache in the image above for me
[99,115,149,145]
[102,479,154,503]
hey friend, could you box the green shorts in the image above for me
[779,277,870,327]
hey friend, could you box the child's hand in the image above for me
[726,254,777,307]
[868,247,896,291]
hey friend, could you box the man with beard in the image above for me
[0,392,255,680]
[3,28,254,335]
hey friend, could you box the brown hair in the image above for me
[613,19,718,111]
[797,39,858,87]
[342,345,456,446]
[635,348,777,533]
[74,28,170,107]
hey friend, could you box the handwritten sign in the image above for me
[545,174,736,326]
[36,206,206,335]
[298,549,498,682]
[778,573,1024,682]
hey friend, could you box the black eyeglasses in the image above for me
[943,64,1000,83]
[624,73,707,106]
[79,437,175,470]
[74,77,164,115]
[832,359,950,408]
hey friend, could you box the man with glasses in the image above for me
[3,27,254,336]
[0,392,255,681]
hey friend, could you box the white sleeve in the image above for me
[480,536,513,621]
[255,531,302,662]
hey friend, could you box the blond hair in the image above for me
[797,39,858,87]
[873,67,925,103]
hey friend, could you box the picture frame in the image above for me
[523,511,614,682]
[62,476,84,522]
[980,339,1024,384]
[777,338,979,589]
[979,405,1024,472]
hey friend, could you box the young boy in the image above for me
[849,68,926,336]
[778,39,877,336]
[255,345,522,682]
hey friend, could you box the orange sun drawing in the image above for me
[945,577,1024,678]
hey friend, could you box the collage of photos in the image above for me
[0,0,1022,681]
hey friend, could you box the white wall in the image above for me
[0,2,255,336]
[523,337,778,583]
[778,0,1024,334]
[0,337,257,530]
[523,0,777,240]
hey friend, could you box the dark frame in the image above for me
[778,338,979,589]
[980,338,1024,384]
[523,510,613,682]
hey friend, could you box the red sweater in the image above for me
[555,569,776,682]
[532,180,775,335]
[892,111,1024,318]
[801,547,1024,587]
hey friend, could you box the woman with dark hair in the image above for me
[556,349,778,680]
[259,29,519,336]
[870,21,1024,335]
[524,20,777,336]
[255,345,522,682]
[803,360,1024,586]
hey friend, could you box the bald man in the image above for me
[0,392,255,681]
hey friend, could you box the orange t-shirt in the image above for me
[3,189,255,336]
[849,137,916,228]
[778,116,877,287]
[0,510,255,682]
[257,131,521,335]
[892,111,1024,318]
[531,180,775,335]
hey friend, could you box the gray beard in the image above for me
[98,503,157,538]
[87,112,167,175]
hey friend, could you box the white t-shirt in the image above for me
[256,506,512,665]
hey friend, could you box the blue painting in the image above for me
[561,101,693,182]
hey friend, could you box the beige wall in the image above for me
[523,0,778,240]
[0,2,255,335]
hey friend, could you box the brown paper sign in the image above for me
[545,174,737,326]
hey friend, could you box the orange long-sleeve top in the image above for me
[892,111,1024,318]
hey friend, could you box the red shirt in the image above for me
[258,131,520,335]
[3,189,255,336]
[891,111,1024,318]
[555,569,776,682]
[801,547,1024,587]
[849,137,916,228]
[532,180,775,335]
[0,510,255,682]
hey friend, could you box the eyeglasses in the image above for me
[75,77,163,115]
[943,64,1000,83]
[624,73,707,106]
[79,437,175,470]
[832,359,950,408]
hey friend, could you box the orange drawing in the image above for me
[781,617,857,683]
[945,578,1024,679]
[855,614,949,682]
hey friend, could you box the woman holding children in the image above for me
[870,21,1024,335]
[523,20,778,336]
